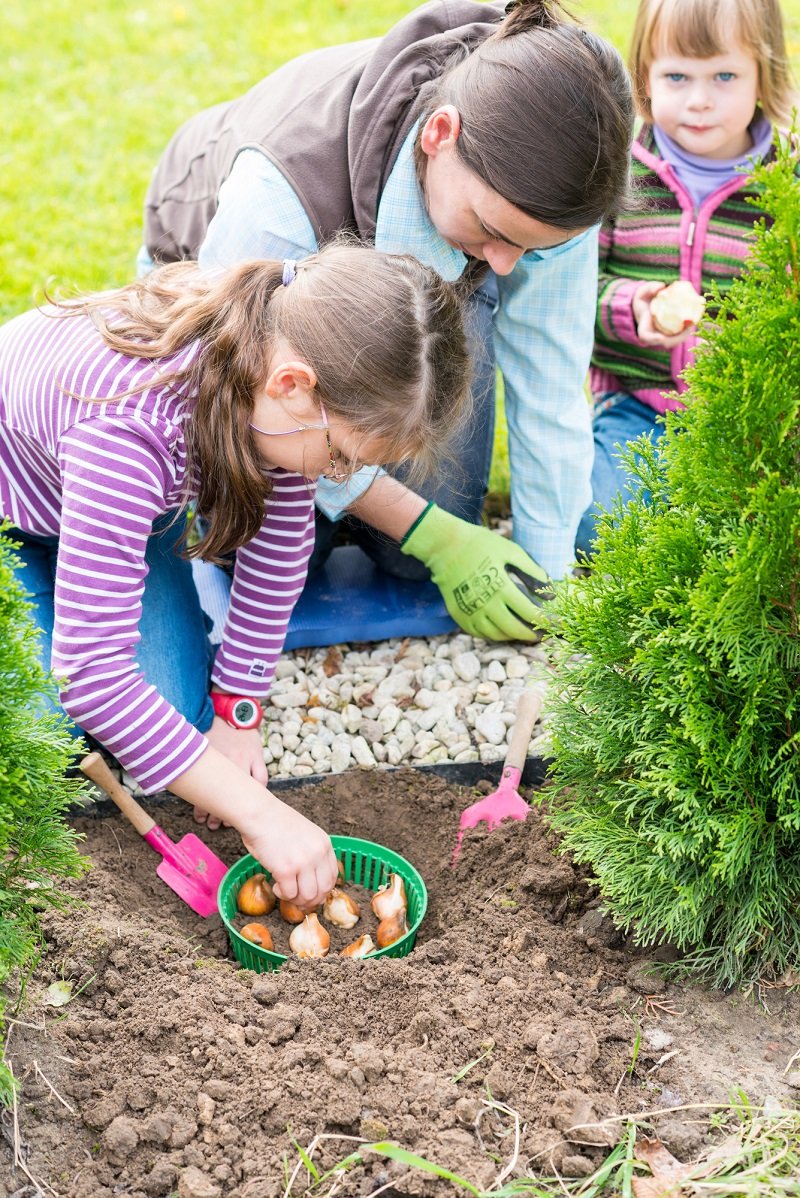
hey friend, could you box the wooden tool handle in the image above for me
[504,685,545,773]
[79,752,155,837]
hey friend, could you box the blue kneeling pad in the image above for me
[192,545,456,650]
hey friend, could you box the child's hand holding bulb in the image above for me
[633,280,704,349]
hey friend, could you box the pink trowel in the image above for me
[452,685,545,866]
[80,752,229,917]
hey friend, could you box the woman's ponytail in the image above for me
[496,0,567,36]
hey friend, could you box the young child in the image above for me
[0,245,470,908]
[575,0,796,560]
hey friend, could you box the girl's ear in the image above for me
[420,106,462,157]
[264,359,318,401]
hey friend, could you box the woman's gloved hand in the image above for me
[400,503,554,641]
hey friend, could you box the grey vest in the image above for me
[144,0,505,262]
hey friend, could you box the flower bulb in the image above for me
[240,922,274,950]
[376,909,408,949]
[279,899,313,924]
[340,934,375,959]
[236,873,276,917]
[370,873,407,921]
[289,913,330,958]
[322,888,360,929]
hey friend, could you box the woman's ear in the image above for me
[420,106,462,158]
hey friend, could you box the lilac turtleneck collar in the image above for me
[653,115,773,206]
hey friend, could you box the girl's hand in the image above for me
[633,281,697,349]
[195,718,268,829]
[237,794,338,909]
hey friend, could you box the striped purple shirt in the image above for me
[0,306,316,793]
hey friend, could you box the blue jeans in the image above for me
[10,515,215,740]
[574,392,665,561]
[309,274,499,581]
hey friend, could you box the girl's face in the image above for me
[250,348,393,482]
[646,41,760,160]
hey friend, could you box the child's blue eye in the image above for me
[716,72,736,82]
[666,73,686,82]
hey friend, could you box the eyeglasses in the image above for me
[250,401,346,481]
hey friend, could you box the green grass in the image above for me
[2,0,799,493]
[280,1100,800,1197]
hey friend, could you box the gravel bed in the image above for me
[261,632,551,781]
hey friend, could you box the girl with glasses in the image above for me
[0,243,470,909]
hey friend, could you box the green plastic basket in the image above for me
[218,835,428,973]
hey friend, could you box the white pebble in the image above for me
[506,655,531,679]
[486,660,507,682]
[453,651,481,682]
[350,736,376,767]
[479,743,504,763]
[341,704,363,734]
[475,711,507,745]
[330,740,352,774]
[378,703,402,734]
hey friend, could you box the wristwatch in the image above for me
[210,692,263,730]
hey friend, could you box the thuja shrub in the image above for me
[546,142,800,988]
[0,526,86,1102]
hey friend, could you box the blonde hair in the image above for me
[51,244,471,561]
[629,0,796,125]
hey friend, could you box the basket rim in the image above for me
[218,834,428,965]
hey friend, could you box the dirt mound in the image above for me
[3,769,798,1196]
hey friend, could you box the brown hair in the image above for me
[629,0,796,124]
[414,0,634,229]
[52,244,471,561]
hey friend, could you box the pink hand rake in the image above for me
[452,685,545,866]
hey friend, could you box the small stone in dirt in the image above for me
[250,974,280,1006]
[360,1115,390,1140]
[142,1156,177,1197]
[626,960,667,994]
[551,1091,618,1147]
[561,1153,599,1178]
[576,908,622,948]
[102,1114,139,1158]
[202,1078,233,1101]
[785,1071,800,1090]
[261,1003,302,1044]
[170,1113,199,1148]
[645,1028,674,1050]
[350,1042,386,1079]
[454,1095,482,1126]
[196,1092,216,1125]
[177,1166,221,1198]
[520,862,574,895]
[657,1117,704,1160]
[484,1061,514,1100]
[140,1114,173,1145]
[82,1092,126,1129]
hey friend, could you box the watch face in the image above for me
[233,699,258,726]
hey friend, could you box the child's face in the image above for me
[646,42,760,160]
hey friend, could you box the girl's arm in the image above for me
[168,743,338,908]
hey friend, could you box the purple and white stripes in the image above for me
[0,306,316,793]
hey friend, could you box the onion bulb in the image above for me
[376,909,408,948]
[340,934,375,959]
[322,888,360,929]
[370,873,407,921]
[240,922,274,950]
[236,873,276,917]
[289,913,330,958]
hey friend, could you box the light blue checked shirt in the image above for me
[199,129,596,578]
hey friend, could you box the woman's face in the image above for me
[419,107,587,274]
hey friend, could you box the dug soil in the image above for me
[3,769,798,1197]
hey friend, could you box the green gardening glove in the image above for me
[401,502,554,642]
